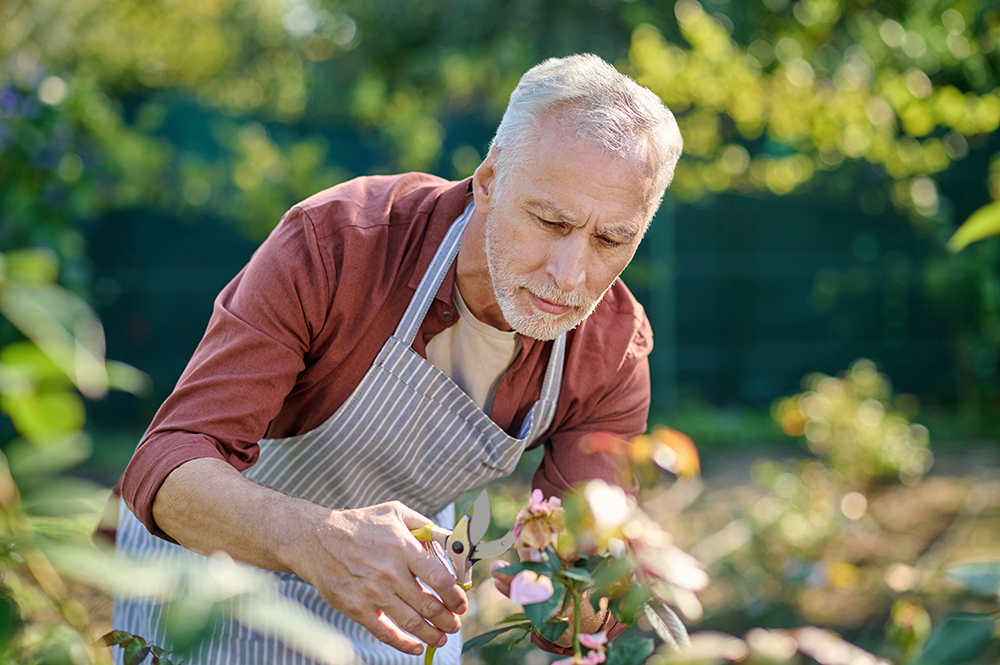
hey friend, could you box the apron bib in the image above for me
[114,202,566,664]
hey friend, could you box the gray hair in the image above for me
[490,53,683,217]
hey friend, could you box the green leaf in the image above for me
[123,636,151,665]
[643,602,690,651]
[944,561,1000,598]
[6,433,92,479]
[910,613,996,665]
[524,577,567,628]
[0,591,22,648]
[609,584,649,625]
[494,560,553,578]
[160,597,223,654]
[3,248,59,284]
[605,637,655,665]
[948,201,1000,253]
[106,360,153,396]
[591,556,632,592]
[559,567,593,584]
[498,612,528,625]
[100,630,135,647]
[536,618,569,644]
[1,390,85,444]
[461,623,531,653]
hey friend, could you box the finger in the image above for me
[358,609,426,656]
[383,596,450,650]
[408,548,468,615]
[490,560,513,597]
[393,567,464,633]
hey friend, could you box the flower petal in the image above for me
[579,633,608,650]
[509,570,554,606]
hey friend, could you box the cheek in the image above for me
[587,254,632,294]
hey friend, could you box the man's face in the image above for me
[482,116,654,341]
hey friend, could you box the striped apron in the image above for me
[113,202,567,664]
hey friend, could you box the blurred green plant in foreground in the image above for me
[0,250,355,664]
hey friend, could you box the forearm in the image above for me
[151,457,324,574]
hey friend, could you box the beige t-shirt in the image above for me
[426,284,521,414]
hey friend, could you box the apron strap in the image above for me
[395,202,475,345]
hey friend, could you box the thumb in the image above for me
[393,503,451,544]
[393,502,434,531]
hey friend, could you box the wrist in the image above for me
[271,497,335,576]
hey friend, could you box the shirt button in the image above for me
[442,310,454,321]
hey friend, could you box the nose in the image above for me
[546,235,588,293]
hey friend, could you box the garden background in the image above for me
[2,0,1000,663]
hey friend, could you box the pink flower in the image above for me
[513,489,564,552]
[509,570,554,606]
[552,651,606,665]
[578,633,608,650]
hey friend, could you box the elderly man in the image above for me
[114,53,682,664]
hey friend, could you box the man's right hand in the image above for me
[151,458,466,657]
[295,501,468,656]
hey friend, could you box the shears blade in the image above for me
[471,530,515,560]
[468,489,492,545]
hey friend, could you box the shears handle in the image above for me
[409,526,473,590]
[409,525,461,665]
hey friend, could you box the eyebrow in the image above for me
[525,197,639,242]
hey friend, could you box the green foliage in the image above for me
[772,359,931,487]
[910,613,996,665]
[101,631,179,665]
[628,1,1000,209]
[949,201,1000,252]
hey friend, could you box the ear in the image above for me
[472,146,499,214]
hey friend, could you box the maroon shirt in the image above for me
[120,173,652,540]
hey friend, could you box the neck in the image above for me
[456,208,510,331]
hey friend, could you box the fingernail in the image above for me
[437,636,448,648]
[490,560,507,574]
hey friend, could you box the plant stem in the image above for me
[571,583,582,658]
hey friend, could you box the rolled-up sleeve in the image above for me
[119,207,331,539]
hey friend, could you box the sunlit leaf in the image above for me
[644,601,690,652]
[0,390,86,444]
[2,248,59,284]
[0,282,109,398]
[100,630,136,647]
[106,360,153,396]
[948,201,1000,253]
[6,434,92,479]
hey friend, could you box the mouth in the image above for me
[527,290,575,316]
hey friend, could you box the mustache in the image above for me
[523,282,591,309]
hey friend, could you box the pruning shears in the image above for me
[410,489,515,590]
[410,490,513,664]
